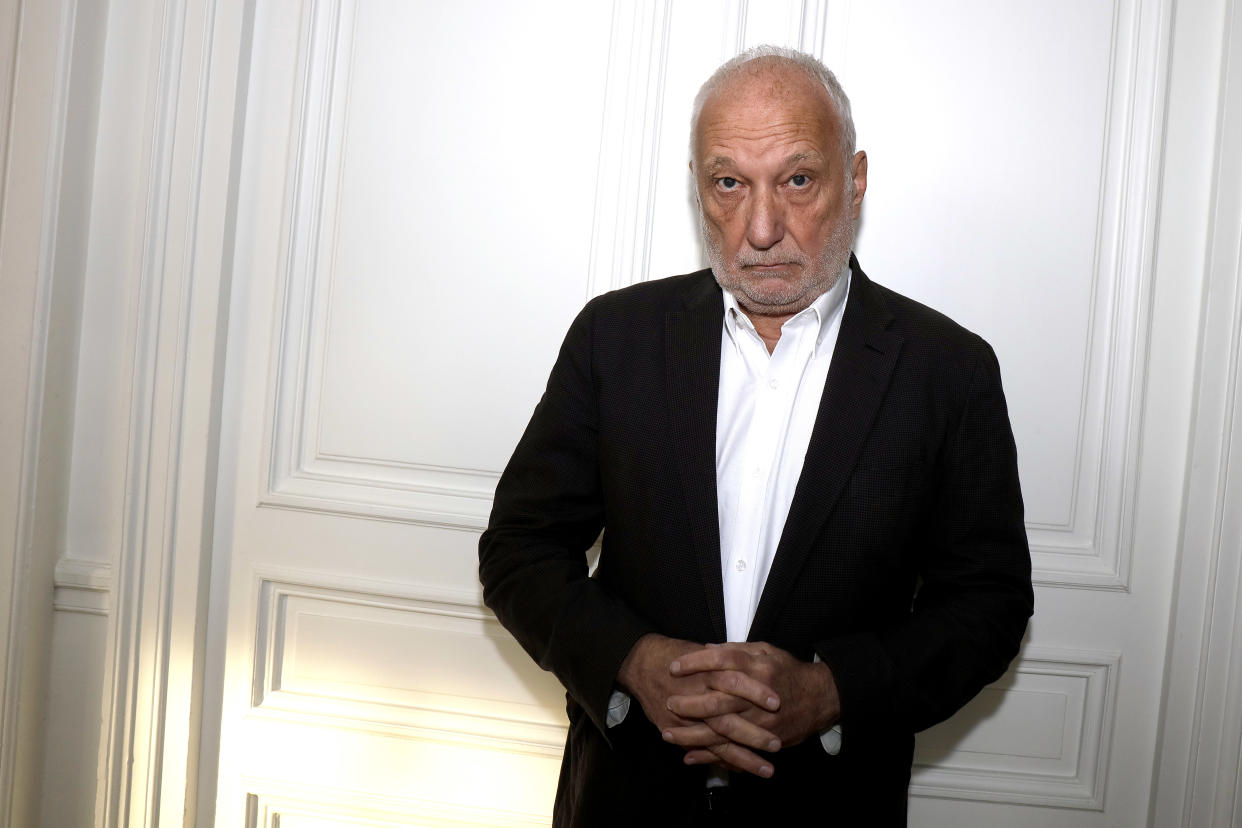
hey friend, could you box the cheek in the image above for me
[704,194,740,223]
[703,203,744,243]
[791,201,843,246]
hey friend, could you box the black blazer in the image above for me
[479,258,1033,825]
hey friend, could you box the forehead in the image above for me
[694,62,839,168]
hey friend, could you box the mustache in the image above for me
[734,249,809,268]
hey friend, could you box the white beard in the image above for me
[700,196,854,317]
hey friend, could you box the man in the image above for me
[479,46,1032,825]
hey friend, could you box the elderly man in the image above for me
[479,46,1033,825]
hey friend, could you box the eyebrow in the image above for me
[784,151,824,167]
[701,151,827,176]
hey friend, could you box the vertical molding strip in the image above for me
[0,0,76,823]
[0,2,32,820]
[722,0,748,55]
[585,0,672,297]
[97,0,191,820]
[798,0,830,59]
[96,0,240,824]
[1154,0,1242,824]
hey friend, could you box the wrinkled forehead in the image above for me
[694,63,840,164]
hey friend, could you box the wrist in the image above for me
[616,632,660,692]
[809,661,841,732]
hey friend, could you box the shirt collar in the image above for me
[721,261,852,351]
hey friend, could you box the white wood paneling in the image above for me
[261,0,615,530]
[76,0,255,822]
[0,0,79,823]
[0,0,38,815]
[1154,1,1242,824]
[244,787,551,828]
[912,648,1119,809]
[206,0,613,820]
[40,0,1211,825]
[51,559,112,616]
[251,573,565,753]
[836,0,1169,591]
[583,0,1174,592]
[585,0,672,299]
[207,0,1184,824]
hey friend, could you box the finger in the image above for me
[662,722,729,748]
[666,690,751,719]
[669,646,748,675]
[702,669,780,711]
[707,741,774,779]
[683,751,749,777]
[704,713,781,753]
[682,748,723,766]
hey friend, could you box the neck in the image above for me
[742,309,794,354]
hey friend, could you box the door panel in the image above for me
[211,0,615,822]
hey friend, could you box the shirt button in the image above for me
[735,559,747,572]
[768,378,779,389]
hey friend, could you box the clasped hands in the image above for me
[616,633,840,779]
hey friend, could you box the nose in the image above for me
[745,186,785,250]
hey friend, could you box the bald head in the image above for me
[691,46,856,172]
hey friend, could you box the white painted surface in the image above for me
[0,0,82,824]
[1153,0,1242,824]
[13,0,1241,826]
[197,0,1189,823]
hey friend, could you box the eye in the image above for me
[790,173,810,187]
[716,177,739,190]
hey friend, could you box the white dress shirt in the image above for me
[716,266,850,643]
[609,264,852,757]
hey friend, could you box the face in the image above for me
[693,61,867,319]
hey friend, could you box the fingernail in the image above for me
[670,660,681,673]
[767,739,780,752]
[663,730,673,741]
[766,696,778,709]
[685,755,697,765]
[759,764,773,778]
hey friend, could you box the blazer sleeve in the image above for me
[478,299,656,735]
[816,340,1034,733]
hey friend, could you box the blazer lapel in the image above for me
[749,261,904,640]
[665,272,728,643]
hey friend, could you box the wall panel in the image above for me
[831,0,1166,590]
[913,649,1119,809]
[251,574,565,752]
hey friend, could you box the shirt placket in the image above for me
[724,319,813,640]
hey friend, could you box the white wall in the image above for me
[2,0,1239,825]
[0,0,88,824]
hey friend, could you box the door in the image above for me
[205,0,622,823]
[204,1,1181,825]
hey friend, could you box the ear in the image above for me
[850,151,868,219]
